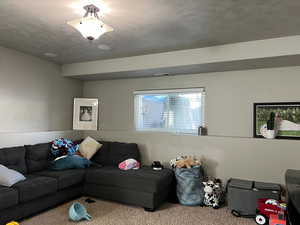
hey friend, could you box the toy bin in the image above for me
[227,178,281,217]
[175,166,204,206]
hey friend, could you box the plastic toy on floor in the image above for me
[69,202,92,222]
[6,222,19,225]
[255,198,287,225]
[269,213,286,225]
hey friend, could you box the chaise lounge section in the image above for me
[0,140,174,224]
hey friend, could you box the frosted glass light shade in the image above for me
[68,16,113,40]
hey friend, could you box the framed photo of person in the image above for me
[73,98,99,130]
[253,102,300,139]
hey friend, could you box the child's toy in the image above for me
[269,213,286,225]
[175,158,194,168]
[170,156,201,168]
[6,222,19,225]
[255,198,287,225]
[69,202,92,222]
[202,179,223,209]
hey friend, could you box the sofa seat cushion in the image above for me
[34,169,86,190]
[85,166,173,193]
[25,143,53,173]
[0,146,27,174]
[0,185,18,210]
[12,175,57,203]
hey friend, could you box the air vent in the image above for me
[153,73,169,77]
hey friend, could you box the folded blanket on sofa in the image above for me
[51,155,91,170]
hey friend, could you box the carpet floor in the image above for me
[22,197,255,225]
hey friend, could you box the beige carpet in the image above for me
[22,197,255,225]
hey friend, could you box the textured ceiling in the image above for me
[1,0,300,64]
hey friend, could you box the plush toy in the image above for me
[170,156,201,168]
[175,158,195,168]
[202,179,223,209]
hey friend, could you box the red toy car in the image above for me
[255,198,287,225]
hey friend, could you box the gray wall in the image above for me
[0,46,83,147]
[83,66,300,184]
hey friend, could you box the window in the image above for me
[134,88,205,134]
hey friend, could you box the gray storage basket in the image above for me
[227,178,281,217]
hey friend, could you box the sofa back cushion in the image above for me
[91,141,111,166]
[91,141,140,166]
[109,142,140,166]
[25,143,53,173]
[0,146,27,174]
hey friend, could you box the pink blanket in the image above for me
[118,159,140,170]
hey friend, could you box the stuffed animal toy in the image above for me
[202,179,223,209]
[175,158,195,168]
[170,156,201,168]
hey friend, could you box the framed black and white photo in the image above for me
[253,102,300,139]
[73,98,98,130]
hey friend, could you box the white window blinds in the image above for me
[134,88,205,134]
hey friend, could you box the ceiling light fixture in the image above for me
[67,4,113,41]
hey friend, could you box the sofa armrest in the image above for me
[287,183,300,214]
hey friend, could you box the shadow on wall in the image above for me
[136,143,152,165]
[201,156,218,178]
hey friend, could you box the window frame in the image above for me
[133,88,205,135]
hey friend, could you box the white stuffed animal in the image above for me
[202,179,223,209]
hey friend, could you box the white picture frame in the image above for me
[73,98,98,130]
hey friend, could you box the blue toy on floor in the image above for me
[69,203,92,222]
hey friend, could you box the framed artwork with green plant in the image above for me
[253,102,300,139]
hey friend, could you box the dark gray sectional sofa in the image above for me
[286,169,300,225]
[0,141,174,224]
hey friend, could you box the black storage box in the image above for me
[227,178,281,217]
